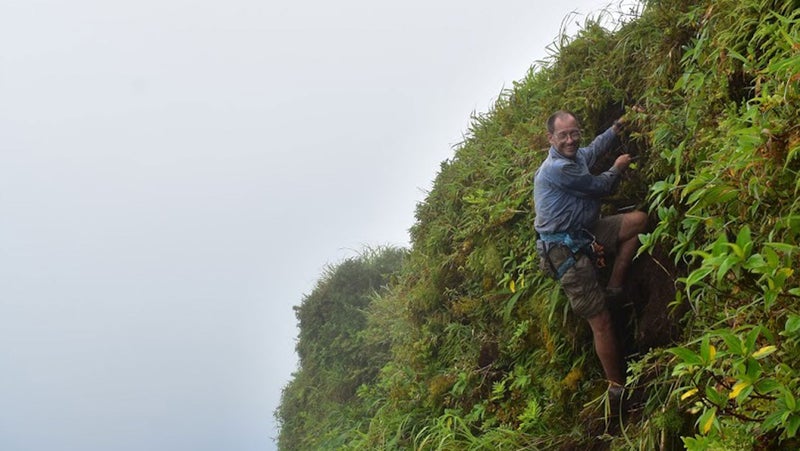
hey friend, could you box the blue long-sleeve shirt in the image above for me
[533,127,620,234]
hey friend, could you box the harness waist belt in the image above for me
[537,230,596,279]
[538,231,592,253]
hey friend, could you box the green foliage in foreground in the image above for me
[278,0,800,449]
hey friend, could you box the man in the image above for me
[533,109,647,404]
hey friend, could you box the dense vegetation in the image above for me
[278,0,800,448]
[276,247,406,449]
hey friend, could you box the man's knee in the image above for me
[587,309,613,336]
[621,211,647,238]
[628,211,647,231]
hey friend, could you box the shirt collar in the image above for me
[549,146,575,161]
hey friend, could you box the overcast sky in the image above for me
[1,1,620,450]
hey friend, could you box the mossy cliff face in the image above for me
[278,1,800,449]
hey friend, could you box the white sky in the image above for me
[1,1,619,449]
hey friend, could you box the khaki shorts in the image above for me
[540,216,623,319]
[589,215,622,258]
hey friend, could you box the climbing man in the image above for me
[533,109,647,408]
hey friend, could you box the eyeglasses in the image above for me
[553,129,582,141]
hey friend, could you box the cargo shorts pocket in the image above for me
[538,243,573,279]
[560,255,606,319]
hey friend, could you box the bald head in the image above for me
[547,110,580,133]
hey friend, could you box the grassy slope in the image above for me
[346,0,800,449]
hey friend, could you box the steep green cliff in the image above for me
[279,0,800,449]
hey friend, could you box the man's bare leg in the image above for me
[587,309,624,385]
[607,211,648,290]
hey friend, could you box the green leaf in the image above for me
[717,255,739,281]
[706,385,727,406]
[765,290,780,310]
[682,435,711,451]
[700,335,712,362]
[762,410,786,432]
[764,246,780,268]
[669,347,704,366]
[755,378,782,394]
[743,253,766,272]
[698,407,717,435]
[735,226,753,255]
[717,330,744,356]
[491,380,507,401]
[710,234,730,256]
[784,389,797,411]
[736,383,754,405]
[784,314,800,336]
[503,289,524,321]
[725,242,744,259]
[787,414,800,438]
[765,242,799,254]
[684,267,713,289]
[745,327,762,354]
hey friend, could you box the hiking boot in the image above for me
[607,384,627,419]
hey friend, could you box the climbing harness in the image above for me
[537,229,605,279]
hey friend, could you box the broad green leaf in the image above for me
[725,242,744,259]
[745,327,762,353]
[784,314,800,336]
[706,385,727,406]
[717,255,738,281]
[755,378,782,394]
[735,383,754,404]
[743,253,766,271]
[502,289,524,321]
[685,267,713,288]
[669,347,704,366]
[700,335,712,362]
[761,410,786,432]
[765,242,799,253]
[718,330,744,355]
[735,226,752,255]
[710,234,729,255]
[787,414,800,438]
[784,389,797,411]
[764,246,780,267]
[765,290,779,310]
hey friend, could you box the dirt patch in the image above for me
[618,247,684,355]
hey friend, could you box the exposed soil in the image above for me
[616,246,684,355]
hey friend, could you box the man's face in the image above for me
[548,115,582,158]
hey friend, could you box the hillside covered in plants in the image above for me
[277,0,800,449]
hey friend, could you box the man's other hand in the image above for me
[613,154,633,171]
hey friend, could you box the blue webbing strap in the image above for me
[538,231,593,279]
